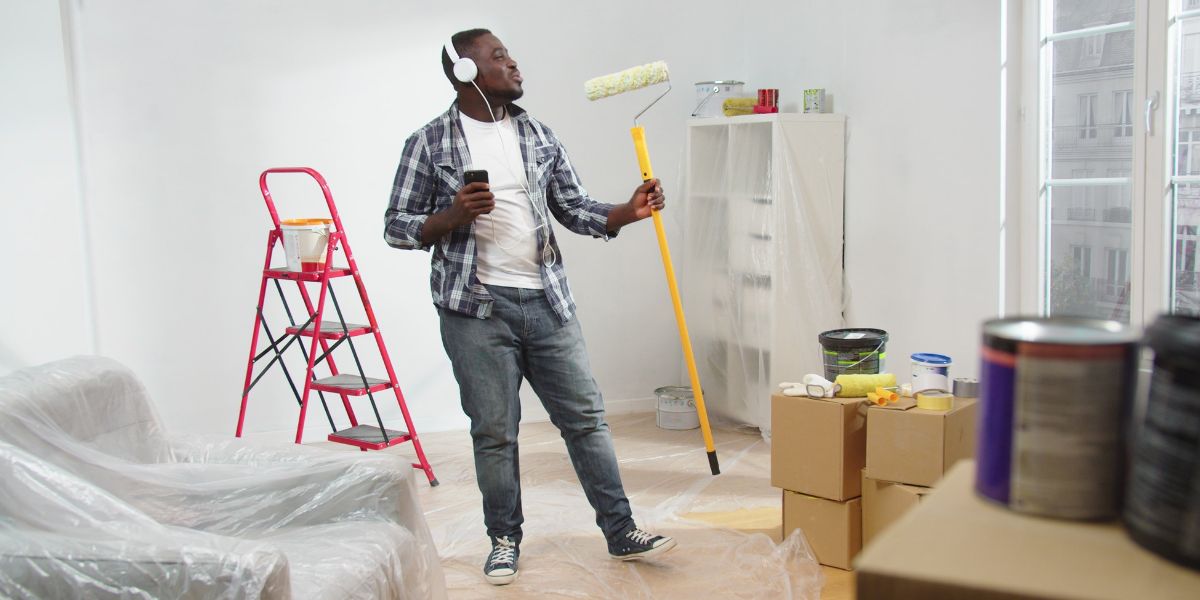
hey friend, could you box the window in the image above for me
[1114,90,1134,137]
[1106,247,1130,300]
[1179,130,1200,174]
[1036,0,1135,322]
[1019,0,1200,324]
[1069,168,1097,220]
[1081,34,1105,66]
[1177,225,1198,291]
[1079,93,1099,139]
[1175,7,1200,315]
[1072,244,1093,277]
[1107,168,1133,223]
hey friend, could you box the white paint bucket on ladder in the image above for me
[655,386,699,430]
[281,219,331,272]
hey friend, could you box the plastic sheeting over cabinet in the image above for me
[680,114,847,438]
[0,356,446,599]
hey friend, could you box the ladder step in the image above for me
[310,374,391,395]
[328,425,412,450]
[264,267,352,282]
[285,321,373,339]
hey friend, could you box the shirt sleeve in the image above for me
[544,140,618,240]
[384,134,436,251]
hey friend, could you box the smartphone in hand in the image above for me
[463,169,488,185]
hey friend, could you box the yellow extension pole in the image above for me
[631,125,720,475]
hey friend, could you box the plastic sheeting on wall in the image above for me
[0,356,446,599]
[680,116,846,438]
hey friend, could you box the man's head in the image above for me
[442,29,523,103]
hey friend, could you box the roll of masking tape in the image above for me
[916,391,954,411]
[952,377,979,398]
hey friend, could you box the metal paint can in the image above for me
[1124,315,1200,569]
[976,317,1139,520]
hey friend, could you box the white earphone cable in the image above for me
[469,80,556,267]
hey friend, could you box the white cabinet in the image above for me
[680,114,846,434]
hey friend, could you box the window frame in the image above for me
[1015,0,1166,328]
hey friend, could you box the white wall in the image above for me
[743,1,1002,382]
[6,0,1003,437]
[60,0,754,437]
[0,1,94,373]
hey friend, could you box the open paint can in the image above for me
[976,317,1138,520]
[655,386,699,430]
[692,81,744,117]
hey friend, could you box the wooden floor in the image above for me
[332,412,854,599]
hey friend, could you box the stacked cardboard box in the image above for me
[861,396,977,547]
[771,392,866,570]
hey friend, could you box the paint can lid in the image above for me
[911,352,952,365]
[818,328,888,350]
[982,317,1138,352]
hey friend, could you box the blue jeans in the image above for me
[438,285,634,544]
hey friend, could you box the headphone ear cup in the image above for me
[453,58,478,83]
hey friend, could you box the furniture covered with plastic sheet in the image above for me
[0,356,446,599]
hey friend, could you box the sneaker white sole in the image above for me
[485,571,517,585]
[610,537,678,561]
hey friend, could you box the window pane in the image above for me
[1049,183,1132,322]
[1053,0,1134,34]
[1049,36,1135,160]
[1174,17,1200,315]
[1046,1,1134,322]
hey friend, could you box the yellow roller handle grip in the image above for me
[630,125,719,475]
[632,126,655,180]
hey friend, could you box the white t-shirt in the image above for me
[459,111,544,289]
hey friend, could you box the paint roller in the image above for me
[584,61,720,476]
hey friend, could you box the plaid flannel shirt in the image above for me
[384,103,616,323]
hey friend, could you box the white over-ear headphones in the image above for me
[445,37,478,83]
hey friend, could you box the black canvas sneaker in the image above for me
[607,527,677,561]
[483,535,519,585]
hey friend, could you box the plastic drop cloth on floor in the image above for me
[391,412,824,599]
[0,356,446,600]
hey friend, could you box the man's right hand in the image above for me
[447,182,495,227]
[418,183,496,245]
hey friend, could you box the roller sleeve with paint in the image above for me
[583,61,669,101]
[834,373,897,398]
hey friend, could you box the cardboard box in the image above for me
[865,397,977,487]
[771,392,867,500]
[855,460,1200,599]
[782,490,862,570]
[861,470,930,547]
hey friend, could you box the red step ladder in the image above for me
[235,167,437,486]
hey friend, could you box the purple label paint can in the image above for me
[977,317,1139,520]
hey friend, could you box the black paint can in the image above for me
[1124,314,1200,570]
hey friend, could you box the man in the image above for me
[384,29,676,586]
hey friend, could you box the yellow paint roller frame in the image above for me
[632,125,720,475]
